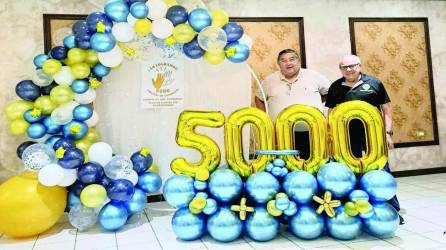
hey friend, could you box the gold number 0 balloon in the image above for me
[171,111,225,177]
[328,101,388,174]
[276,104,329,174]
[225,107,275,178]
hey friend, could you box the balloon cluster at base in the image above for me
[163,155,400,242]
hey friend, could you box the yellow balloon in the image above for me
[0,172,67,238]
[42,59,62,75]
[63,57,75,66]
[211,9,229,28]
[84,128,101,143]
[328,100,387,174]
[71,63,91,79]
[9,119,30,135]
[172,24,196,43]
[85,49,99,65]
[75,138,93,156]
[225,107,275,178]
[171,111,225,178]
[4,100,34,120]
[276,104,329,174]
[80,184,107,208]
[149,164,159,173]
[34,95,57,115]
[134,19,152,36]
[50,85,75,104]
[67,48,87,64]
[162,0,178,7]
[204,50,225,65]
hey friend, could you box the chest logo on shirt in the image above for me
[360,83,373,92]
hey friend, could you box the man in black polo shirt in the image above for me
[325,54,404,224]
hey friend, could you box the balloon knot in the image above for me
[70,124,81,134]
[225,47,237,57]
[55,147,66,159]
[140,147,150,157]
[164,36,176,46]
[89,77,101,89]
[30,108,42,118]
[96,22,106,33]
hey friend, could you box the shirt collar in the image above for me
[279,69,301,84]
[342,74,363,89]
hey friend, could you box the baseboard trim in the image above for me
[147,194,165,203]
[393,166,446,177]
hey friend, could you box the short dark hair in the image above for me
[277,49,300,62]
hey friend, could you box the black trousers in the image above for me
[294,131,310,160]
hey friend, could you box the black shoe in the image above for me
[399,214,405,225]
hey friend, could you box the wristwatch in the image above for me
[386,130,394,136]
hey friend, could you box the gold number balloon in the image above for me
[225,107,275,177]
[171,110,225,178]
[328,100,388,174]
[276,104,329,174]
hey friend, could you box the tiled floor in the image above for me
[1,173,446,250]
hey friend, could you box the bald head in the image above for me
[339,54,362,84]
[339,54,361,68]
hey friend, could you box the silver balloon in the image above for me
[68,204,98,231]
[104,155,134,179]
[22,143,57,171]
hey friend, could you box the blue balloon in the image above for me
[290,205,324,239]
[72,20,90,36]
[53,138,75,150]
[71,79,89,94]
[202,198,217,215]
[130,151,153,174]
[104,1,130,22]
[75,36,91,49]
[98,201,128,231]
[172,207,206,241]
[225,42,250,63]
[166,5,188,26]
[129,2,148,18]
[33,54,49,68]
[223,22,244,42]
[67,191,81,210]
[42,116,62,134]
[90,33,116,52]
[283,201,298,216]
[62,121,88,140]
[363,202,399,237]
[86,12,113,33]
[16,80,41,102]
[124,188,146,214]
[27,123,47,139]
[208,168,243,203]
[69,180,86,196]
[77,162,104,184]
[63,35,76,49]
[326,206,362,240]
[193,180,207,191]
[137,172,162,193]
[360,170,397,202]
[50,46,68,60]
[283,170,318,204]
[98,175,112,187]
[107,179,135,202]
[188,8,211,32]
[23,109,45,123]
[349,189,370,202]
[273,158,285,167]
[246,172,279,203]
[125,0,146,5]
[245,206,279,242]
[162,175,195,208]
[92,63,110,78]
[16,141,36,159]
[73,104,93,121]
[59,147,85,169]
[317,162,356,198]
[183,37,204,59]
[207,207,242,242]
[40,82,57,95]
[45,135,63,148]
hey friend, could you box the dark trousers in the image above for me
[294,131,310,160]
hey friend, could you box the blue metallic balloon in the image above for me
[195,191,208,199]
[360,170,397,202]
[86,12,113,33]
[63,35,76,49]
[16,80,41,101]
[72,20,90,36]
[275,195,290,210]
[222,22,244,42]
[183,37,205,59]
[73,104,93,121]
[98,201,128,231]
[59,147,85,169]
[283,201,298,216]
[50,46,68,60]
[40,82,57,95]
[42,116,62,134]
[172,207,206,241]
[207,206,243,242]
[326,206,362,240]
[16,141,36,159]
[107,179,135,202]
[75,36,91,50]
[77,162,104,184]
[202,198,217,215]
[317,162,356,199]
[53,138,75,150]
[245,206,279,242]
[130,151,153,174]
[67,191,81,210]
[90,33,116,52]
[98,175,112,187]
[363,202,399,237]
[125,0,146,5]
[162,175,195,208]
[193,180,207,191]
[33,54,49,68]
[166,5,188,26]
[23,109,45,123]
[124,188,146,214]
[92,63,111,78]
[208,168,243,203]
[283,170,318,204]
[129,2,148,18]
[69,180,86,196]
[225,42,250,63]
[349,189,370,202]
[71,79,89,94]
[62,121,88,140]
[27,123,47,139]
[188,8,211,32]
[246,171,279,203]
[273,158,286,167]
[359,209,375,219]
[45,135,63,148]
[104,1,130,22]
[290,205,324,239]
[137,172,162,194]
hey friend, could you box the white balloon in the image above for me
[88,142,113,166]
[75,88,96,104]
[112,22,135,42]
[104,155,134,180]
[239,34,253,49]
[33,69,53,87]
[58,168,78,187]
[152,18,174,39]
[51,105,74,125]
[85,111,99,127]
[38,163,65,187]
[98,45,124,67]
[53,66,74,85]
[127,14,138,26]
[124,170,139,185]
[146,0,167,20]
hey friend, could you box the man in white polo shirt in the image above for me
[255,49,330,159]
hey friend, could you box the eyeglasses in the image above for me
[339,63,360,70]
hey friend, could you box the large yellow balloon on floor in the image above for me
[0,172,67,238]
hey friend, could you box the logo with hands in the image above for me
[152,73,165,90]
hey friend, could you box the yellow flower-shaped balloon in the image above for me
[230,197,254,220]
[313,191,341,218]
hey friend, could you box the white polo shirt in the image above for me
[256,69,330,125]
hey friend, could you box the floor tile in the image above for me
[385,234,443,250]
